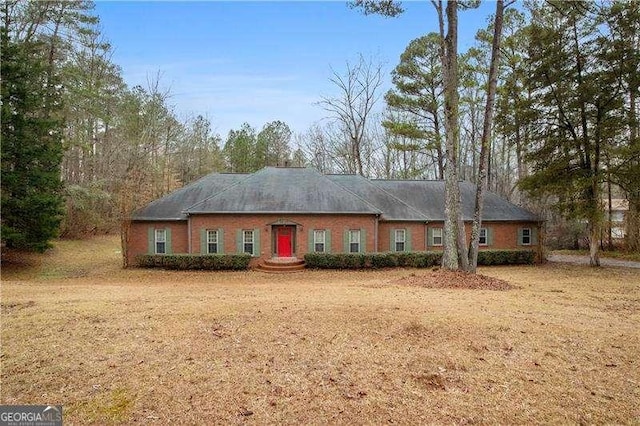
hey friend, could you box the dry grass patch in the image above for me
[2,236,639,424]
[1,236,121,280]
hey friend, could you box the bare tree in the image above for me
[115,77,180,267]
[319,55,384,176]
[297,124,333,174]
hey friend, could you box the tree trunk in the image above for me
[456,187,469,271]
[589,220,601,267]
[589,108,602,266]
[119,177,133,268]
[434,114,444,180]
[607,171,613,251]
[627,195,640,252]
[469,0,505,272]
[353,135,364,176]
[626,72,639,252]
[439,0,461,270]
[121,218,131,269]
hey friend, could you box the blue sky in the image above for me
[94,1,499,138]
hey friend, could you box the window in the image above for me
[522,228,531,245]
[207,230,218,254]
[432,228,443,246]
[479,228,488,246]
[349,230,360,253]
[155,229,166,254]
[395,229,406,252]
[612,227,625,239]
[243,230,254,255]
[611,211,624,222]
[314,230,326,253]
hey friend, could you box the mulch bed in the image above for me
[392,269,515,291]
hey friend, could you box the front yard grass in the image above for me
[2,236,639,424]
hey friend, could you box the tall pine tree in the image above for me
[223,123,257,173]
[384,33,445,179]
[520,1,624,265]
[1,26,64,252]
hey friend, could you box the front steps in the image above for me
[255,257,306,273]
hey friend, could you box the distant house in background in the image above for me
[605,198,629,240]
[128,167,542,268]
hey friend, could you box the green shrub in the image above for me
[304,251,442,269]
[135,254,251,270]
[476,250,535,266]
[303,253,330,269]
[304,250,534,269]
[394,251,443,268]
[333,253,366,269]
[369,253,397,268]
[303,253,366,269]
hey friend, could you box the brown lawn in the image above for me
[1,236,639,424]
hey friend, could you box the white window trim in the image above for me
[349,230,360,253]
[243,230,254,255]
[479,228,488,246]
[432,228,443,246]
[207,229,218,254]
[155,229,166,254]
[395,229,406,251]
[522,228,532,246]
[314,230,326,253]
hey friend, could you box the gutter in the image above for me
[131,217,187,221]
[184,210,383,215]
[425,220,429,250]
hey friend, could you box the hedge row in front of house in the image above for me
[304,251,442,269]
[136,254,252,270]
[304,250,535,269]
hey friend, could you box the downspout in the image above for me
[374,214,380,253]
[186,213,192,254]
[425,221,429,250]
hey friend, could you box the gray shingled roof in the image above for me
[327,174,427,221]
[372,180,539,222]
[132,173,249,220]
[185,167,382,214]
[132,167,539,222]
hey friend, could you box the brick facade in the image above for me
[128,215,541,267]
[127,221,189,265]
[129,214,378,266]
[425,221,540,250]
[378,222,428,253]
[189,214,377,266]
[380,221,540,252]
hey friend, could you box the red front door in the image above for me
[277,227,292,257]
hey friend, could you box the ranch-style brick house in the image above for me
[128,167,542,267]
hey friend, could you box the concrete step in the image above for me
[255,262,306,273]
[263,258,305,267]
